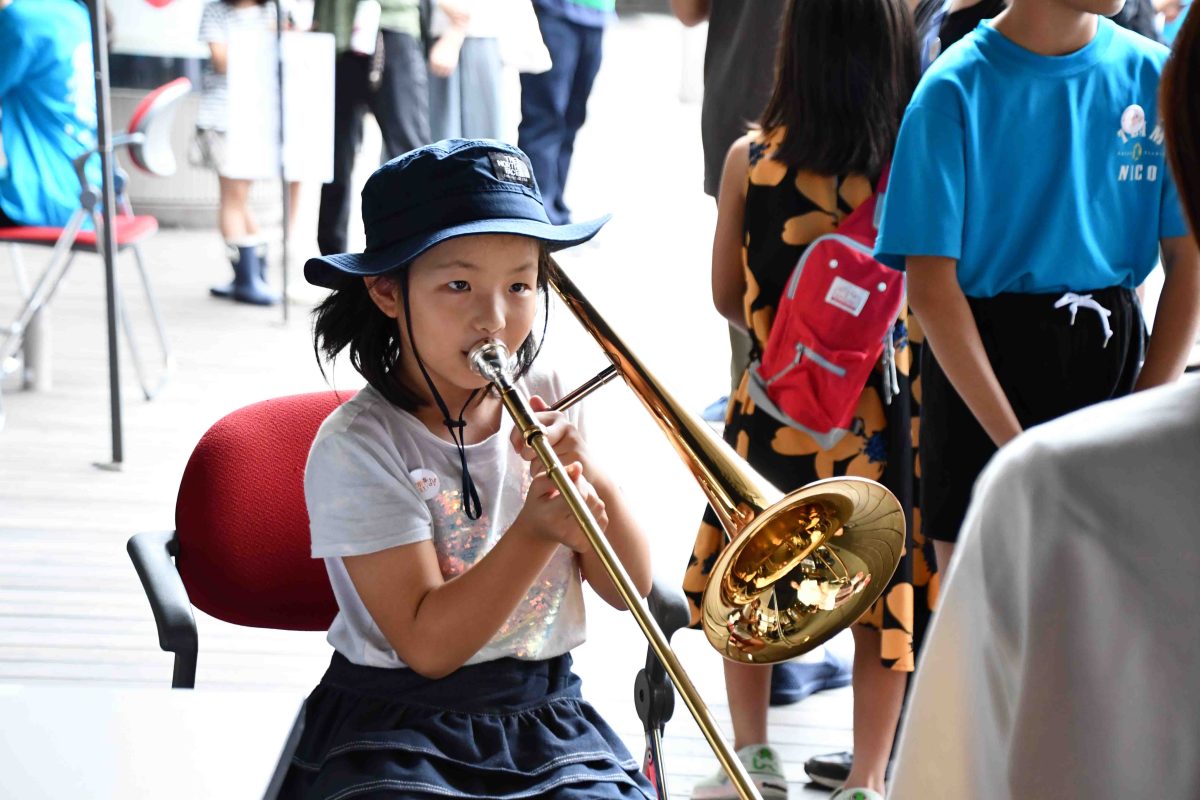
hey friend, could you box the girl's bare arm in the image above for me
[670,0,710,26]
[515,397,653,609]
[1135,235,1200,389]
[907,255,1024,448]
[712,136,752,330]
[342,473,592,680]
[576,467,653,609]
[208,41,228,75]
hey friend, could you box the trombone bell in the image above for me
[702,478,905,663]
[545,257,906,667]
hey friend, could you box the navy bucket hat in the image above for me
[304,139,610,289]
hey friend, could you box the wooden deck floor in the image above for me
[0,14,853,799]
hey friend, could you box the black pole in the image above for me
[88,0,124,469]
[276,0,289,324]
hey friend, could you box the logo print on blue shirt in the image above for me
[1116,103,1164,183]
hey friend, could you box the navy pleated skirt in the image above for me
[279,652,656,800]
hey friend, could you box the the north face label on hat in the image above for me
[488,152,534,187]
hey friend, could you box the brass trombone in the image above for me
[469,257,906,800]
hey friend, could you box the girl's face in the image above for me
[368,234,542,401]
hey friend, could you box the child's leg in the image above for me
[287,181,302,234]
[841,625,908,794]
[933,541,956,579]
[212,177,278,306]
[218,177,255,242]
[724,660,772,749]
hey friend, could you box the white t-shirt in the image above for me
[304,368,587,669]
[891,375,1200,799]
[196,1,281,131]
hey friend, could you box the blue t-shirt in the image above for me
[876,18,1188,298]
[1163,2,1192,46]
[0,0,99,227]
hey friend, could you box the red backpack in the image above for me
[746,171,904,449]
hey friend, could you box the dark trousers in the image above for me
[920,287,1144,542]
[317,30,430,255]
[517,11,604,225]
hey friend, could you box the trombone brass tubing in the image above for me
[546,260,777,536]
[469,340,763,800]
[549,365,619,413]
[545,258,905,664]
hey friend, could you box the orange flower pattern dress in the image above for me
[683,129,938,671]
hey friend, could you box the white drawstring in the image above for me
[1054,292,1114,348]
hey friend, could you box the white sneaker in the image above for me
[690,744,789,800]
[830,789,884,800]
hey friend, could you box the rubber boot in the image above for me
[229,244,279,305]
[211,242,274,300]
[256,242,269,282]
[209,243,241,299]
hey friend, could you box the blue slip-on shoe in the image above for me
[701,396,729,422]
[769,647,852,706]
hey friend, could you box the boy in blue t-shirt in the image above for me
[0,0,98,228]
[876,0,1200,570]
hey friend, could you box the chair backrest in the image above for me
[126,77,192,177]
[174,391,355,631]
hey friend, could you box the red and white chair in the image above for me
[0,77,191,426]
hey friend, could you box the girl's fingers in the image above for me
[512,395,572,458]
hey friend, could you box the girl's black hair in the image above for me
[311,246,553,410]
[759,0,921,179]
[1163,7,1200,238]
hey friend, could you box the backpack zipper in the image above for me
[763,341,848,387]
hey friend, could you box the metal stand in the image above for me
[634,579,692,800]
[275,0,290,324]
[88,0,124,469]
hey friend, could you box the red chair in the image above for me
[127,390,692,799]
[127,391,348,689]
[0,77,191,424]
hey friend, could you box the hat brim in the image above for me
[304,214,611,289]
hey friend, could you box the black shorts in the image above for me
[921,286,1144,542]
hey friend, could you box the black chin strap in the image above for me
[401,276,483,520]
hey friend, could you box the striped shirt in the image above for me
[196,1,281,131]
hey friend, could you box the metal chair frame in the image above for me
[0,78,191,427]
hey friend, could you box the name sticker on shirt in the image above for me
[488,152,534,187]
[409,468,440,500]
[825,276,871,317]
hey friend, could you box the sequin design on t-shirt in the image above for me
[427,461,575,659]
[429,486,492,578]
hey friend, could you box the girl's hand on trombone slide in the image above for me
[511,395,596,479]
[513,463,608,554]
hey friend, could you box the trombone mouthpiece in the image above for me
[468,340,512,383]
